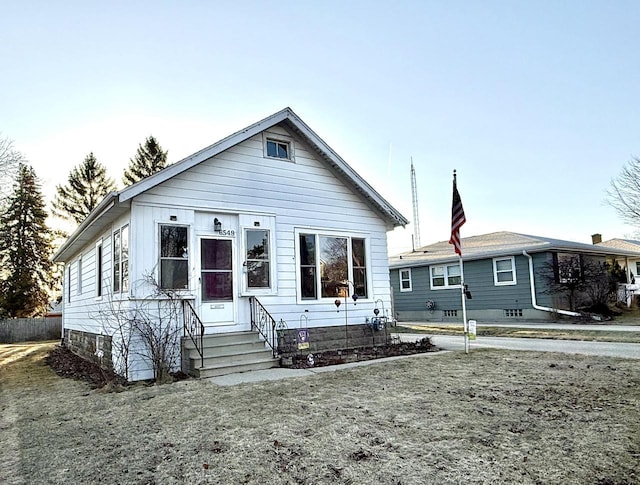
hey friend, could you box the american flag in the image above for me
[449,171,466,256]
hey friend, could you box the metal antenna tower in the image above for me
[410,158,421,249]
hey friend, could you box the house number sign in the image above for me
[218,229,235,237]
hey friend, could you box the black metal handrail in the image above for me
[182,299,204,368]
[249,297,281,358]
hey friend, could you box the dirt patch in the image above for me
[45,345,127,389]
[289,337,438,368]
[1,342,639,484]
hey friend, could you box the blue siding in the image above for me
[392,256,533,313]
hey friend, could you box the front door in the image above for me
[198,237,235,326]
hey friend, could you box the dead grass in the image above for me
[1,342,639,484]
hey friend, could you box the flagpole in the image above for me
[459,254,469,354]
[449,169,468,354]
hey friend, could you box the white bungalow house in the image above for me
[53,108,408,381]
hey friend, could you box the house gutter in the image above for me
[522,250,581,317]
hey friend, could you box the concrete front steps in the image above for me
[182,331,278,378]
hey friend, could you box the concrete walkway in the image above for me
[208,350,446,386]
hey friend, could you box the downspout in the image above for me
[522,250,581,317]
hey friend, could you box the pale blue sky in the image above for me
[2,1,639,254]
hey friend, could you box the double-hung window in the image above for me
[430,263,461,289]
[493,256,516,285]
[399,269,412,292]
[298,232,368,300]
[160,224,189,289]
[113,225,129,293]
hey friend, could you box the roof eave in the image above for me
[52,193,127,262]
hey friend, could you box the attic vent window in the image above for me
[266,139,290,160]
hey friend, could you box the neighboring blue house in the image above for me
[389,231,640,322]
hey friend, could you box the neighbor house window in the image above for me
[399,269,412,292]
[113,225,129,293]
[493,256,516,286]
[245,229,271,288]
[95,241,103,298]
[160,224,189,289]
[298,233,368,300]
[430,264,461,289]
[554,253,583,284]
[266,139,290,160]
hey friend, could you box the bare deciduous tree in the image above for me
[0,134,25,201]
[92,271,183,383]
[607,157,640,228]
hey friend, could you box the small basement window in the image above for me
[266,139,290,160]
[504,309,523,317]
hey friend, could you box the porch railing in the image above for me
[249,297,282,358]
[182,299,204,368]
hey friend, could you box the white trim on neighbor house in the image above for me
[399,268,412,292]
[493,256,517,286]
[429,263,462,290]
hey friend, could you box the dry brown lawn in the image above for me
[1,341,639,484]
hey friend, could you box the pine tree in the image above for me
[0,164,53,317]
[53,152,116,224]
[122,135,168,186]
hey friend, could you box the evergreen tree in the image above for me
[53,152,116,224]
[0,164,53,317]
[122,135,168,186]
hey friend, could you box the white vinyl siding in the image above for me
[493,256,516,286]
[61,122,397,380]
[132,125,392,326]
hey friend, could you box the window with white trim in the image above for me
[245,229,271,289]
[77,256,83,295]
[159,224,189,289]
[266,139,290,160]
[430,264,461,289]
[399,269,412,292]
[67,266,71,303]
[113,225,129,293]
[493,256,516,286]
[95,241,103,298]
[298,232,368,300]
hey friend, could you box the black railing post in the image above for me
[249,296,283,358]
[182,299,205,369]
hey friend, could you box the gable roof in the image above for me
[389,231,640,268]
[53,108,408,262]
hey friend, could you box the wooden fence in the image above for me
[0,317,62,344]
